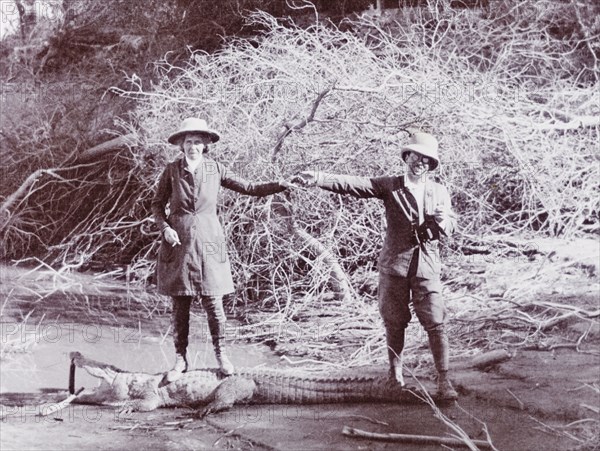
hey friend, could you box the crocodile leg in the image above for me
[198,376,256,418]
[119,394,162,415]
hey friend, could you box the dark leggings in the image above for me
[172,295,227,356]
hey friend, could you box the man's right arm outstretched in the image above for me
[292,170,388,199]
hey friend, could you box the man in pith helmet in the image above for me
[293,131,458,401]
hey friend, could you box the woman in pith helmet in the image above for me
[152,117,288,382]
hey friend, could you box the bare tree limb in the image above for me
[294,228,354,302]
[75,133,137,163]
[0,163,93,230]
[506,115,600,131]
[570,0,599,82]
[271,85,334,159]
[1,133,136,230]
[342,426,494,449]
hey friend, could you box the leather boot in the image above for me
[386,327,406,386]
[165,353,188,383]
[437,371,458,401]
[202,295,235,376]
[216,353,234,376]
[389,351,405,387]
[428,328,458,401]
[166,296,193,383]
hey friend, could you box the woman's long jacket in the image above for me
[151,157,285,296]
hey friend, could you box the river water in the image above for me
[0,322,279,394]
[0,265,281,395]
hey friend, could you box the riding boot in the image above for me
[386,326,406,386]
[201,295,234,375]
[428,328,458,400]
[166,296,191,383]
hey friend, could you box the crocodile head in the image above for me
[69,351,162,406]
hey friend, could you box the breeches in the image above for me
[378,272,446,334]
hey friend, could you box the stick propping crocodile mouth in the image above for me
[70,351,124,383]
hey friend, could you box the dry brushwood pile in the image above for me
[1,3,599,363]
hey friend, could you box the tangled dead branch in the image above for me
[1,6,598,346]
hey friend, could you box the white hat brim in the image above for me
[168,129,220,145]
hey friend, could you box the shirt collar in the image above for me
[184,156,202,172]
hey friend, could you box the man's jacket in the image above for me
[317,174,457,279]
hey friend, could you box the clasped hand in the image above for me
[286,171,319,188]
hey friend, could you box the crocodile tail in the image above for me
[240,370,408,404]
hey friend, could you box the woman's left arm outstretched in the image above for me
[218,162,288,196]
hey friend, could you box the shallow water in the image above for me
[0,322,279,394]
